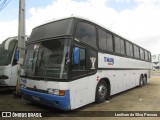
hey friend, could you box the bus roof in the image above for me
[32,15,150,53]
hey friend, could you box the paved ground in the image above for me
[0,73,160,120]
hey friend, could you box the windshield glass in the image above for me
[0,40,17,66]
[23,39,71,80]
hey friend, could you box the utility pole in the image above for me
[14,0,25,97]
[18,0,25,59]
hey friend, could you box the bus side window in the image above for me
[73,47,86,70]
[140,48,145,60]
[148,52,151,62]
[145,50,149,61]
[75,22,97,48]
[114,36,125,55]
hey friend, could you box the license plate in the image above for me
[32,96,40,101]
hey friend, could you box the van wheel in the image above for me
[139,75,144,87]
[95,80,108,103]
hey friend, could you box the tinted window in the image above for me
[148,52,151,62]
[30,18,75,42]
[137,47,140,58]
[126,41,130,56]
[98,29,113,52]
[134,45,140,58]
[120,39,125,54]
[0,40,17,66]
[130,43,133,57]
[106,32,113,52]
[115,36,121,54]
[133,45,136,58]
[75,22,96,48]
[140,48,144,60]
[145,51,149,61]
[126,41,133,57]
[114,36,125,55]
[23,39,71,79]
[98,29,107,50]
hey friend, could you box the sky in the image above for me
[0,0,160,55]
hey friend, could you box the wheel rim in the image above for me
[141,79,143,85]
[140,76,143,86]
[98,84,107,99]
[143,77,147,83]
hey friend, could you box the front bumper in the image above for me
[20,88,71,111]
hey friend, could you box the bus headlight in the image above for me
[20,79,26,88]
[47,88,65,96]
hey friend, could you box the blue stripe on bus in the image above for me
[20,88,71,111]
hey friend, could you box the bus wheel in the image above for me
[139,75,144,87]
[95,80,108,103]
[143,76,147,85]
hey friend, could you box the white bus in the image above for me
[0,37,19,89]
[20,17,152,111]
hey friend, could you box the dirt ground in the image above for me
[0,73,160,120]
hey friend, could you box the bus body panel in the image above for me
[10,65,18,86]
[0,65,12,86]
[20,80,71,110]
[70,70,150,109]
[69,76,91,109]
[20,79,69,90]
[98,52,151,69]
[98,52,151,95]
[0,65,18,87]
[96,70,150,96]
[20,88,71,110]
[20,61,151,110]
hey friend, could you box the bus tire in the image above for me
[143,75,147,85]
[95,80,108,103]
[139,75,144,87]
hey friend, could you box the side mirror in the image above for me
[73,47,80,65]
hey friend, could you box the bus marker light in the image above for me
[47,89,65,96]
[59,90,65,96]
[97,76,99,81]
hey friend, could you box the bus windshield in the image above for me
[0,40,17,66]
[23,39,71,80]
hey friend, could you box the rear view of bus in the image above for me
[20,17,152,111]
